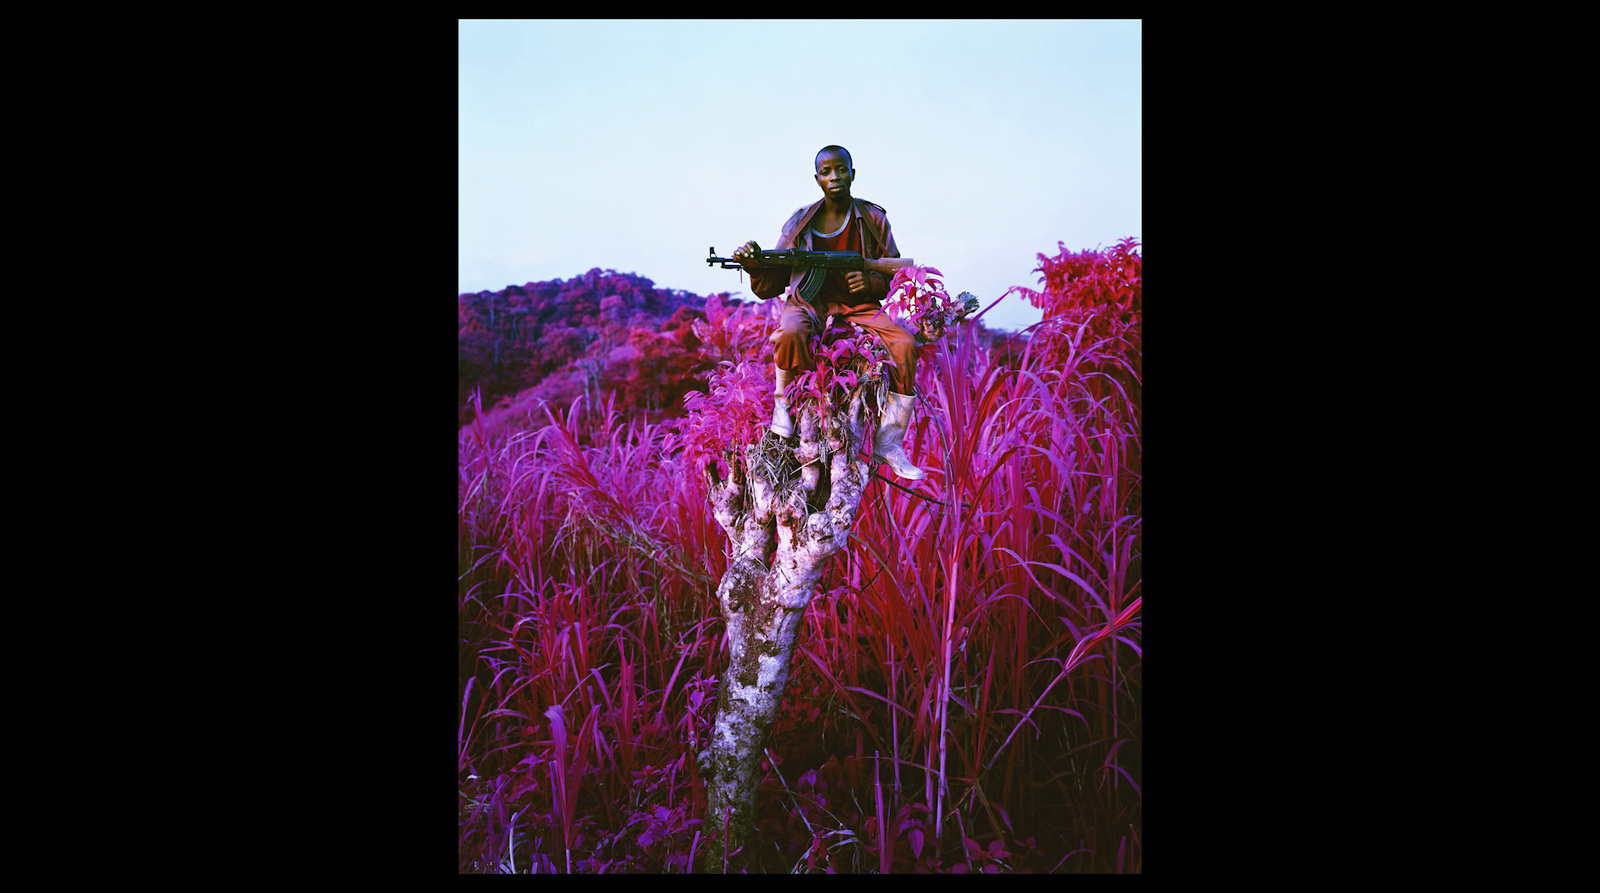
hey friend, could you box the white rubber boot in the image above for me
[873,392,925,480]
[770,370,794,438]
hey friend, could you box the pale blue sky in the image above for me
[459,19,1140,333]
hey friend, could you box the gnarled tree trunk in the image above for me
[696,385,874,873]
[693,291,975,872]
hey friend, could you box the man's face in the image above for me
[815,151,853,199]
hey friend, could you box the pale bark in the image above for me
[694,294,975,872]
[697,386,872,873]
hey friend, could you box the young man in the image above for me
[730,145,924,480]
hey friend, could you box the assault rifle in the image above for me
[707,246,917,305]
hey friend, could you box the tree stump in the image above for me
[693,286,976,872]
[696,381,874,873]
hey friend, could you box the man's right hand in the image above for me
[732,241,762,271]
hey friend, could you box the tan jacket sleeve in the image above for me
[863,205,899,300]
[748,207,811,299]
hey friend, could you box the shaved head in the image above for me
[815,145,853,170]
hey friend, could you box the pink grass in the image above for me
[459,240,1140,872]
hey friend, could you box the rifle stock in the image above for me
[862,255,916,276]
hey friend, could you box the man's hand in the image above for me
[732,241,762,272]
[844,271,869,294]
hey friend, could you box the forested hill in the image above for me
[458,267,1014,430]
[457,268,731,428]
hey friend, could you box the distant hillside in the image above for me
[457,268,737,428]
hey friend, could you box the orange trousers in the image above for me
[771,293,917,395]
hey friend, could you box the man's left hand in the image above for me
[844,271,869,295]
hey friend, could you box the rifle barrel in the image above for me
[705,248,916,276]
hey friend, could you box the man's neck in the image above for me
[820,194,853,217]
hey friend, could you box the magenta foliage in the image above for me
[788,319,894,412]
[689,290,772,363]
[458,267,755,427]
[1013,236,1141,324]
[673,355,775,482]
[883,264,948,330]
[661,292,787,481]
[459,239,1141,874]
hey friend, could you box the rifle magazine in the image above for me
[798,266,826,304]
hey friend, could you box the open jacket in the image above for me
[748,197,901,302]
